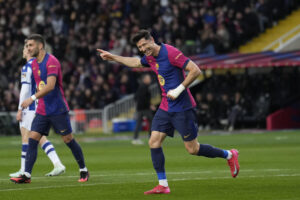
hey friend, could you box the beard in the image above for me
[30,48,39,57]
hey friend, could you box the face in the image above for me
[136,38,155,56]
[22,44,29,59]
[26,39,40,57]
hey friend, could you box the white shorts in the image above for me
[19,110,36,130]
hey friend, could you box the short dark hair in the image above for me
[27,34,45,48]
[131,29,152,44]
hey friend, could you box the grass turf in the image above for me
[0,130,300,200]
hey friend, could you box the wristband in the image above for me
[170,84,185,98]
[31,95,37,101]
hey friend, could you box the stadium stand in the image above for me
[0,0,299,132]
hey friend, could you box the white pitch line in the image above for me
[1,168,297,182]
[1,173,300,192]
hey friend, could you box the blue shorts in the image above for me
[151,108,198,141]
[31,112,72,136]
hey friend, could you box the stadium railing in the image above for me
[0,84,160,135]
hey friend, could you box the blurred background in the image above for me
[1,0,300,135]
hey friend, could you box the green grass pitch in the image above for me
[0,130,300,200]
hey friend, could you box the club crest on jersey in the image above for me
[39,81,45,90]
[158,74,165,86]
[38,70,41,76]
[155,64,159,70]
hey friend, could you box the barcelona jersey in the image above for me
[31,53,69,116]
[140,43,196,112]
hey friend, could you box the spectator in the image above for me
[132,74,154,145]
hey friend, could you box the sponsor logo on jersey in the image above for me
[158,74,165,86]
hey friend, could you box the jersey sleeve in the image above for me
[47,57,60,77]
[21,65,32,84]
[166,45,190,69]
[140,56,150,67]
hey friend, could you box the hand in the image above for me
[150,105,156,111]
[21,97,34,109]
[16,110,22,121]
[97,49,114,61]
[167,89,177,100]
[167,84,185,100]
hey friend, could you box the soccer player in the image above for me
[10,34,89,184]
[97,30,240,195]
[10,42,65,178]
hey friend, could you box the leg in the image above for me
[184,138,240,178]
[9,127,30,177]
[24,131,42,177]
[144,109,173,194]
[63,133,89,182]
[144,131,170,194]
[184,138,227,157]
[39,136,65,176]
[132,111,144,145]
[133,111,143,140]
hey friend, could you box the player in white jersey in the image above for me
[9,43,66,177]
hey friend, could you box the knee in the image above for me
[148,138,161,148]
[185,143,199,155]
[62,134,73,143]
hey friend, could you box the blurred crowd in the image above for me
[192,67,300,130]
[0,0,299,112]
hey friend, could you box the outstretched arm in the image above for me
[97,49,143,68]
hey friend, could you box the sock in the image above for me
[66,139,86,169]
[197,144,227,158]
[80,167,88,172]
[226,150,232,160]
[25,138,39,175]
[42,141,62,167]
[151,148,168,187]
[20,143,28,172]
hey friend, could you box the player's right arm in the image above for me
[97,49,143,68]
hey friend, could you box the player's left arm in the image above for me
[21,76,57,109]
[167,60,201,100]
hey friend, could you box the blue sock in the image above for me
[151,148,166,180]
[25,138,39,174]
[197,144,227,158]
[66,139,86,169]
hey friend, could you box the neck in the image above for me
[26,57,33,62]
[37,50,46,63]
[153,43,161,57]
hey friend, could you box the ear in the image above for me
[39,42,43,50]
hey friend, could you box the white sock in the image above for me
[24,172,31,178]
[226,150,232,160]
[159,179,168,187]
[21,143,28,172]
[42,142,62,167]
[80,167,88,172]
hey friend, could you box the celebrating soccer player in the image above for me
[10,42,66,178]
[97,29,240,194]
[10,34,89,184]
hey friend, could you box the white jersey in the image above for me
[18,58,37,111]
